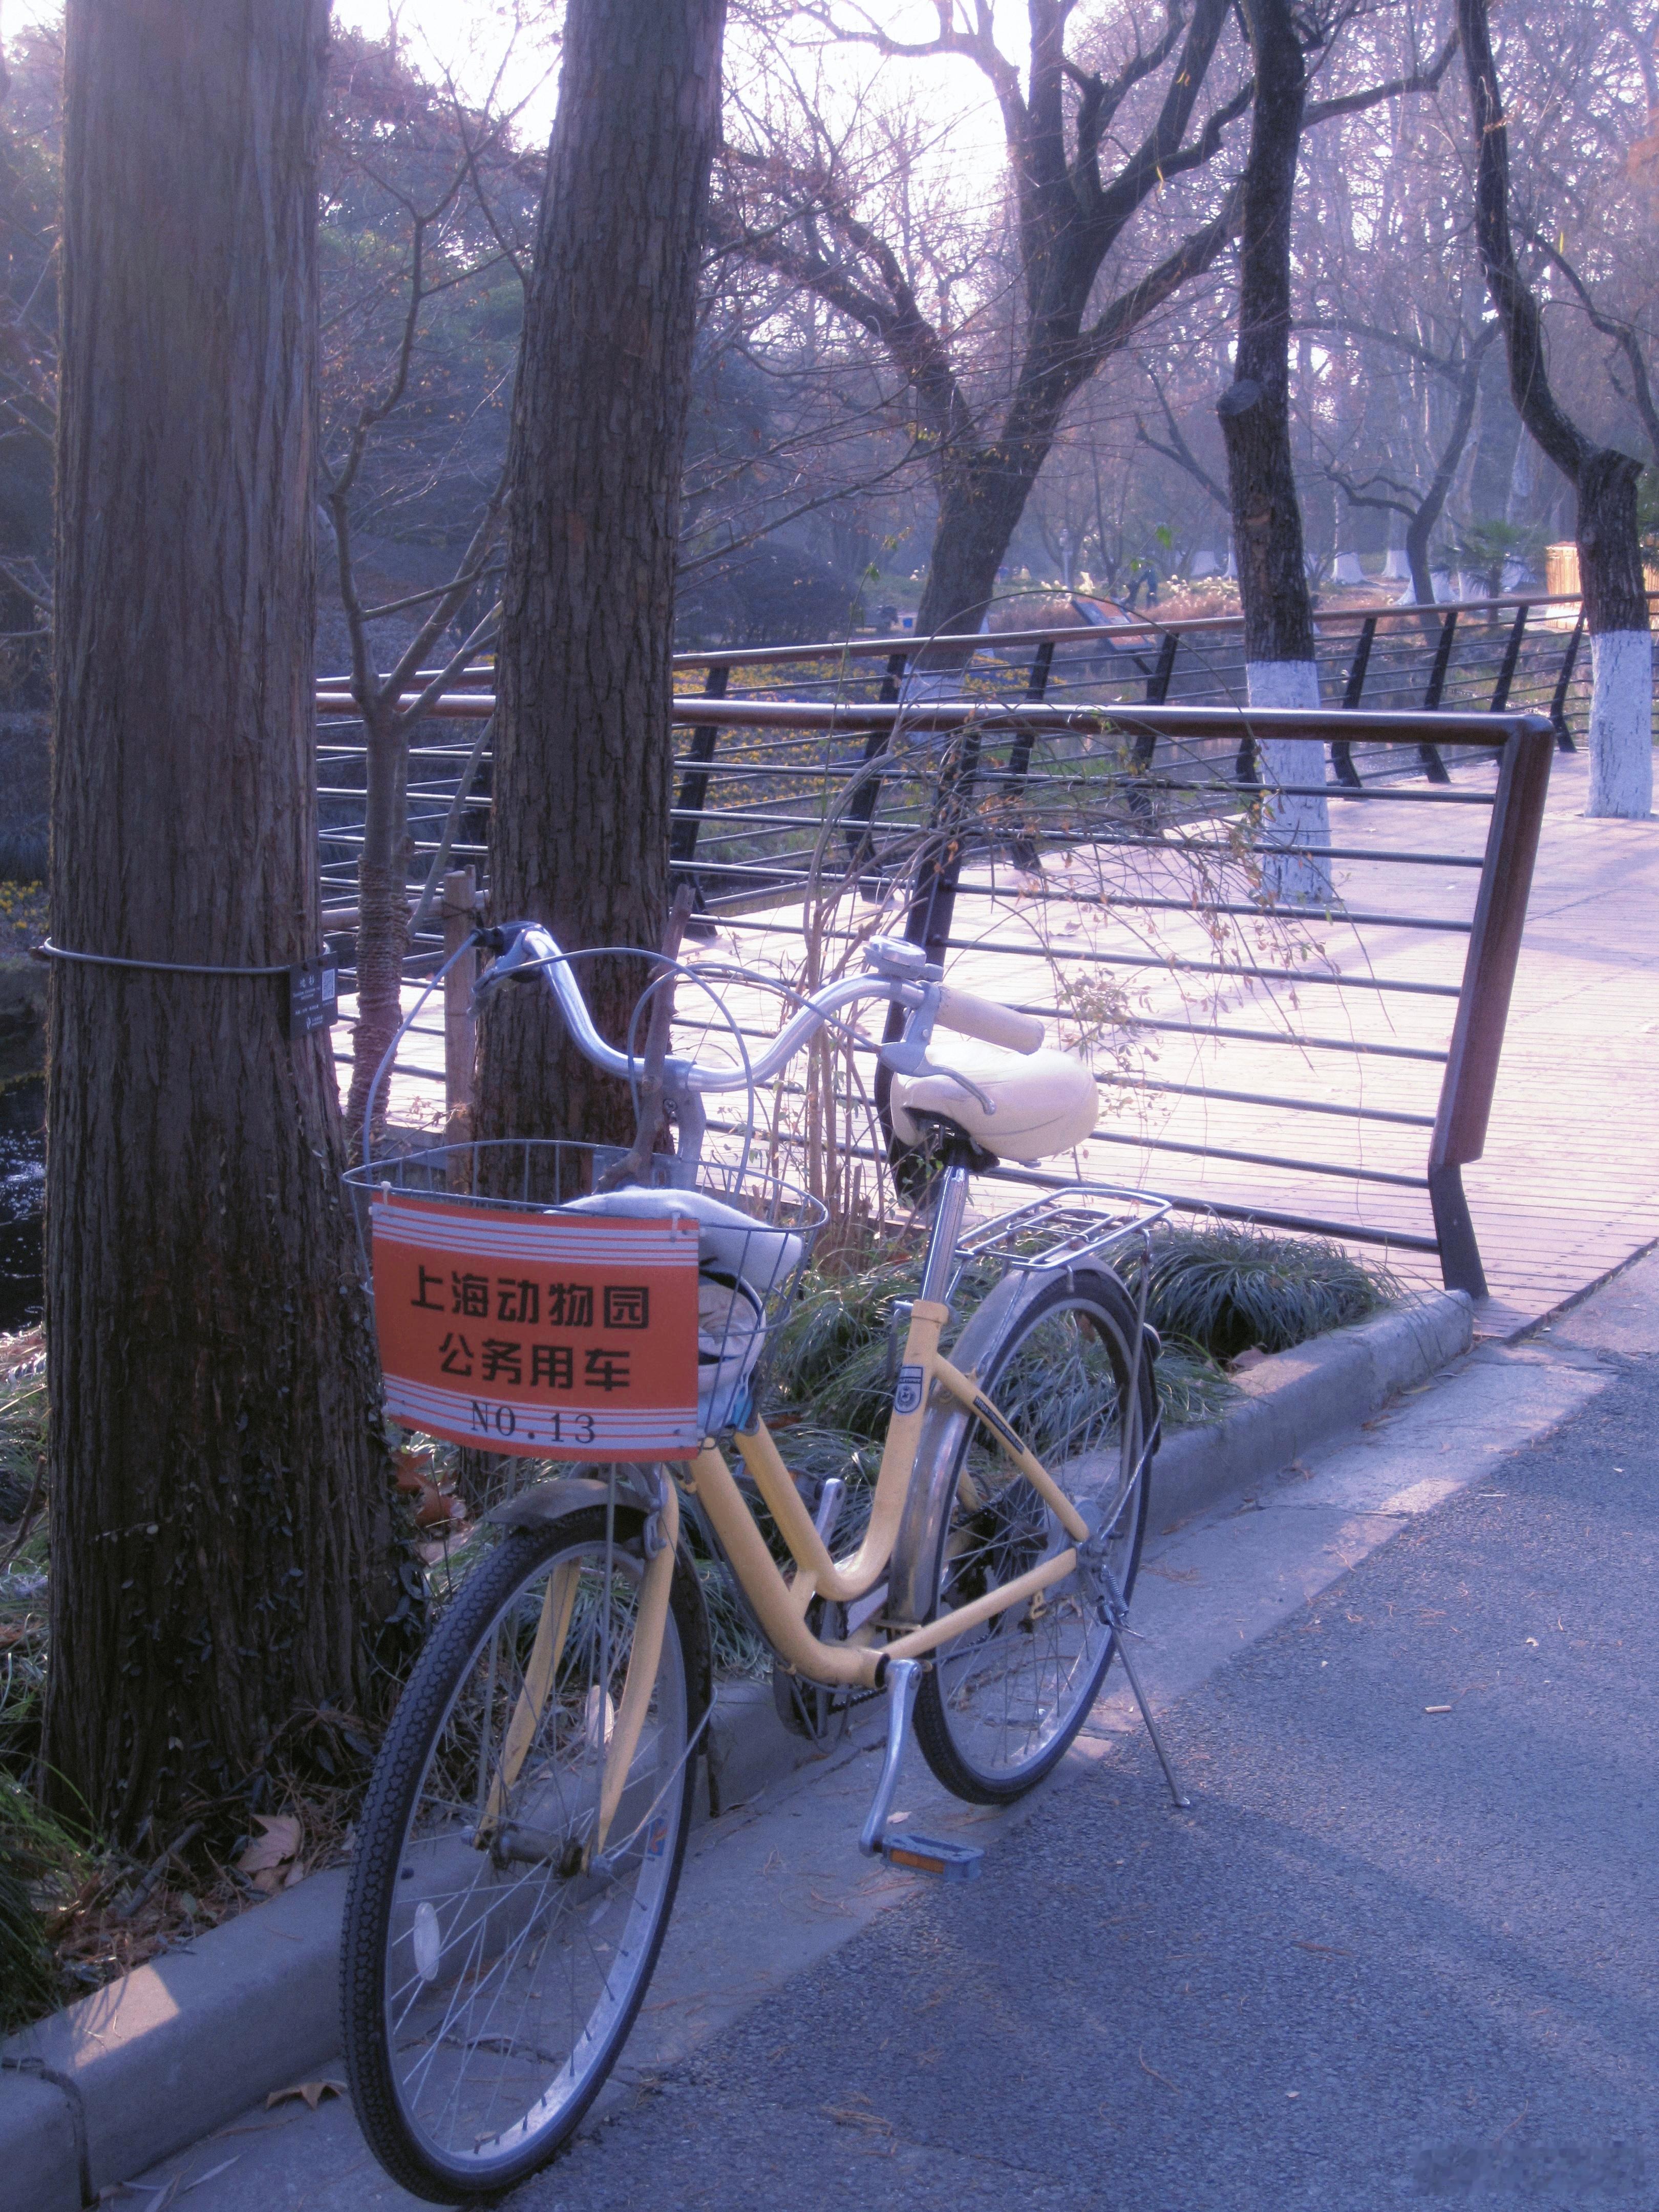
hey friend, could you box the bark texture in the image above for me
[1458,0,1652,814]
[1216,0,1314,668]
[476,0,726,1150]
[45,0,392,1840]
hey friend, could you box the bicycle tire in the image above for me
[912,1268,1155,1804]
[342,1505,709,2202]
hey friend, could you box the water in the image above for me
[0,1080,44,1333]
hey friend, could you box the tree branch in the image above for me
[1522,225,1659,461]
[1135,378,1230,508]
[1303,28,1460,126]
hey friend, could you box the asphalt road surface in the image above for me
[516,1318,1658,2211]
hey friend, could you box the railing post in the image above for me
[1547,609,1584,753]
[1427,717,1554,1298]
[1129,631,1181,811]
[441,864,479,1130]
[1004,639,1055,864]
[1488,602,1528,717]
[1422,608,1458,708]
[670,662,730,865]
[1331,615,1377,790]
[1413,608,1459,782]
[846,649,909,884]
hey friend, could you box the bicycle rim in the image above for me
[342,1511,701,2201]
[913,1275,1152,1803]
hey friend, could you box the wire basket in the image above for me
[345,1139,828,1459]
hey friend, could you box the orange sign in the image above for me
[371,1193,701,1459]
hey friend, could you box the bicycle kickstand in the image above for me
[1096,1565,1191,1811]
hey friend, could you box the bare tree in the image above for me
[717,0,1253,650]
[1321,318,1497,607]
[1458,0,1653,816]
[323,188,511,1135]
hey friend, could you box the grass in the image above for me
[1130,1221,1397,1365]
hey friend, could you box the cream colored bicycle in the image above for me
[340,926,1184,2202]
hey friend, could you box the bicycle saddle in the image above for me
[889,1043,1099,1163]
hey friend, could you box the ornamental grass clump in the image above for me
[1135,1223,1394,1364]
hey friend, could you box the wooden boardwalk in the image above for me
[933,744,1659,1337]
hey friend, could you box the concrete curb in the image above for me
[1149,1289,1474,1533]
[0,1291,1472,2209]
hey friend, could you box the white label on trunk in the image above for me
[1245,660,1334,905]
[1586,629,1654,820]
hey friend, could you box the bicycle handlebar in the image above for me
[481,922,1044,1098]
[934,987,1043,1055]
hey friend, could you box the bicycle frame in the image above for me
[584,1158,1150,1837]
[442,926,1153,1858]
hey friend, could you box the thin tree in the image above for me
[45,0,393,1841]
[1321,319,1497,609]
[1458,0,1653,817]
[475,0,727,1152]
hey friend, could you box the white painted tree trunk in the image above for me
[1585,630,1654,819]
[1247,658,1334,904]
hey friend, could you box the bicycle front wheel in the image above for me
[913,1268,1155,1804]
[342,1505,708,2203]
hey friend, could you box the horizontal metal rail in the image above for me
[317,614,1561,1300]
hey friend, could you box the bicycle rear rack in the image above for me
[956,1183,1175,1273]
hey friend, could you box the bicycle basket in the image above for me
[344,1139,827,1459]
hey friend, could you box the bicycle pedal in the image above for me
[878,1831,985,1882]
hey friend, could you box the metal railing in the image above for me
[312,592,1590,1294]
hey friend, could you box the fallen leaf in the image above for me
[822,2107,894,2134]
[1139,2047,1182,2094]
[266,2080,346,2113]
[236,1813,301,1878]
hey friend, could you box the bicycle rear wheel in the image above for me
[913,1268,1155,1804]
[342,1505,708,2202]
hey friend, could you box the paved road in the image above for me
[516,1307,1658,2210]
[128,1260,1656,2210]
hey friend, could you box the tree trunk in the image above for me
[1458,0,1652,818]
[44,0,393,1843]
[1579,448,1653,815]
[476,0,726,1155]
[913,465,1037,648]
[1406,341,1489,614]
[1467,339,1521,523]
[1216,0,1332,903]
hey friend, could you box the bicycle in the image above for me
[339,924,1187,2201]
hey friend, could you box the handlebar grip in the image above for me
[934,987,1044,1055]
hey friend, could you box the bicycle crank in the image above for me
[857,1657,986,1881]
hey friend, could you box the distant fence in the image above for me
[313,592,1601,1294]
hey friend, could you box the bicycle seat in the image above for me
[890,1044,1099,1163]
